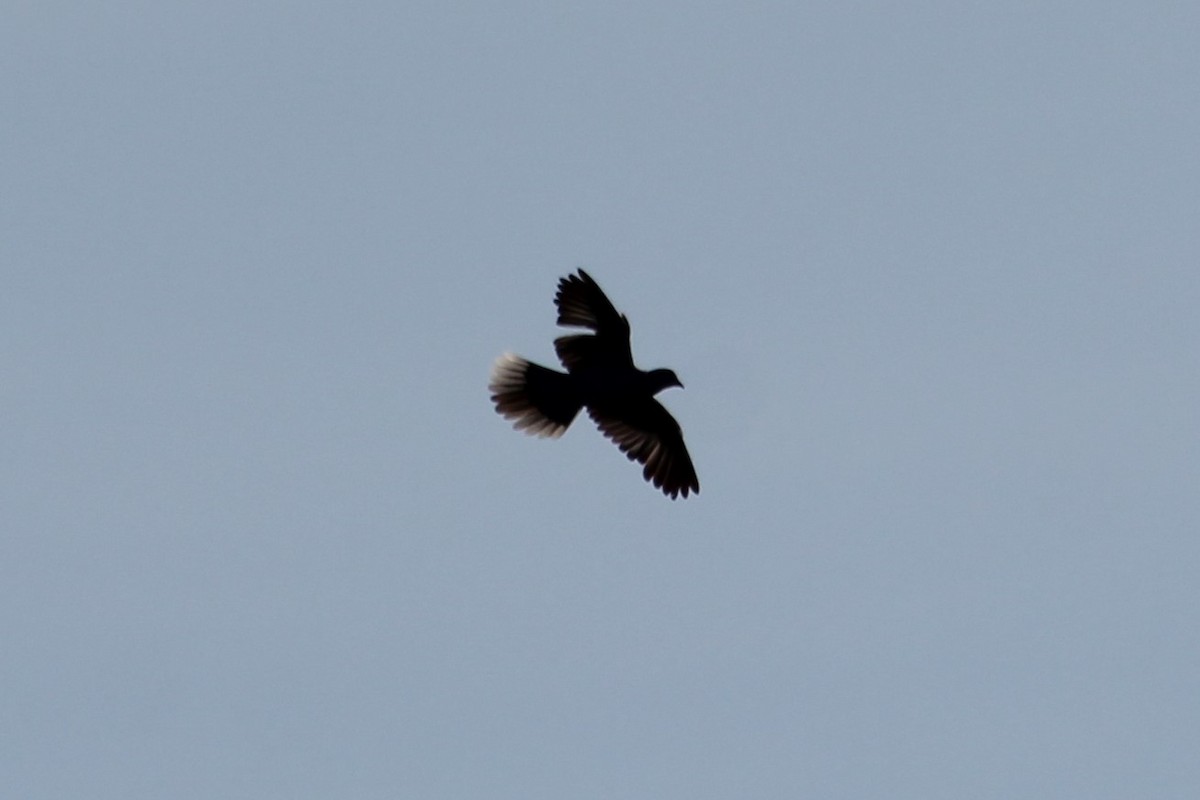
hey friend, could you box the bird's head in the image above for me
[646,368,684,395]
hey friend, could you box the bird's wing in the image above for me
[554,270,633,369]
[555,269,624,331]
[588,400,699,499]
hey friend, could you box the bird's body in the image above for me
[568,364,674,405]
[489,269,699,499]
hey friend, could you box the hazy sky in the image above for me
[4,3,1198,798]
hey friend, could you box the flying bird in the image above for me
[489,269,699,499]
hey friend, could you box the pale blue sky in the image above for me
[4,3,1198,798]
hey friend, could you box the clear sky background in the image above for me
[4,3,1198,798]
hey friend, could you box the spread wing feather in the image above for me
[554,270,633,369]
[588,400,699,499]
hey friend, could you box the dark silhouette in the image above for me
[489,270,699,499]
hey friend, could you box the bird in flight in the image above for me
[489,269,699,499]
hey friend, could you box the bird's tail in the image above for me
[489,353,582,438]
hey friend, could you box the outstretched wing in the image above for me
[588,400,699,499]
[553,269,633,370]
